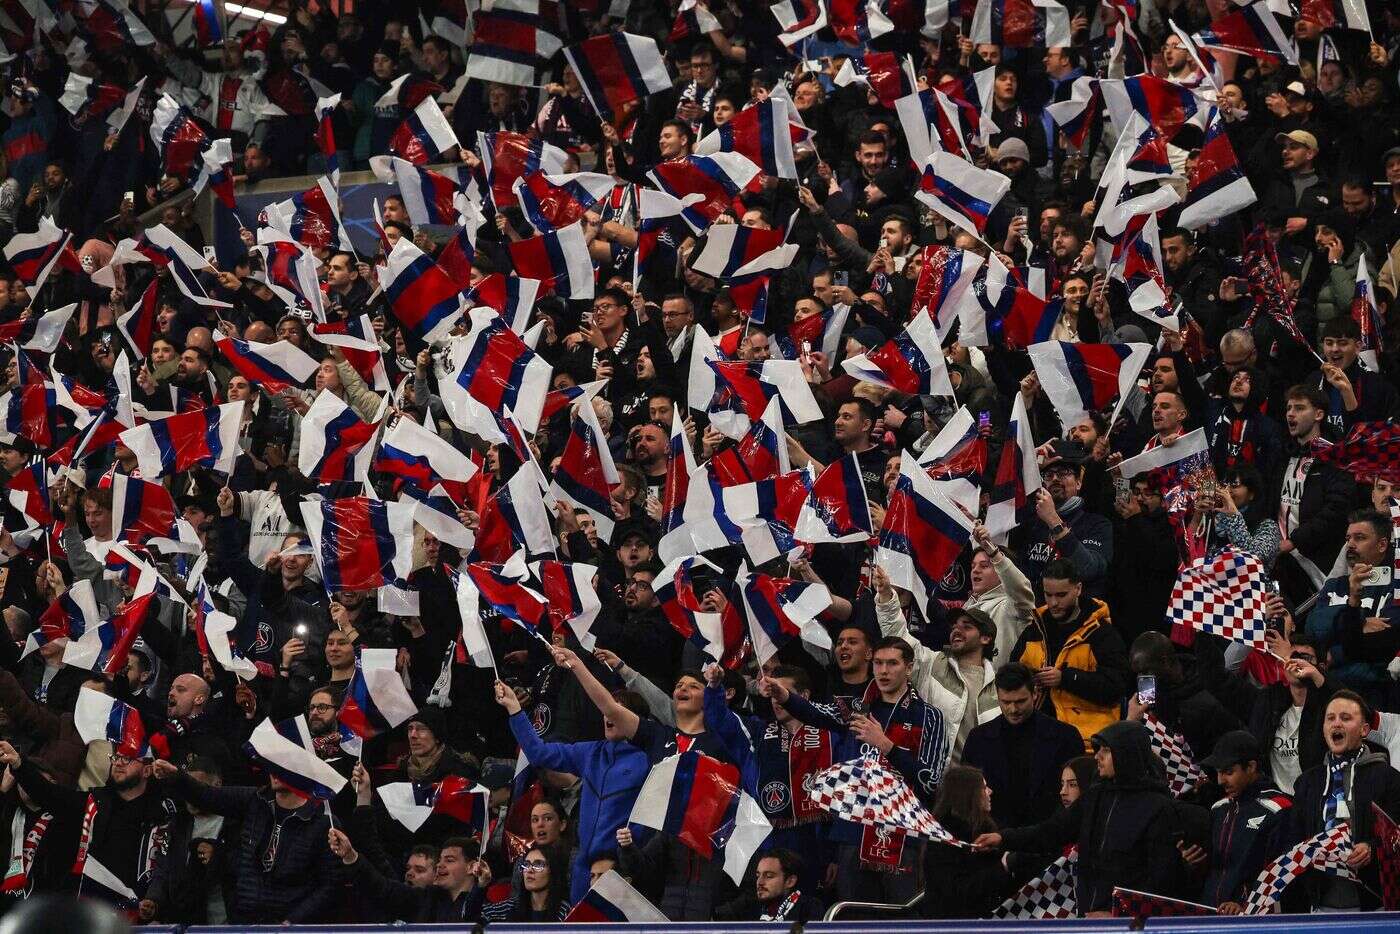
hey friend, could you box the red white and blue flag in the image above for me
[735,564,832,665]
[1027,340,1151,432]
[339,648,418,744]
[378,775,490,837]
[74,688,148,759]
[22,580,102,659]
[970,0,1071,47]
[548,394,621,543]
[917,150,1010,237]
[985,391,1042,543]
[1100,76,1209,140]
[1047,76,1103,150]
[440,306,553,435]
[119,402,243,478]
[877,454,975,617]
[377,411,478,502]
[694,98,801,180]
[266,176,351,251]
[565,870,668,923]
[3,218,80,294]
[1353,254,1382,371]
[244,716,348,800]
[315,94,341,186]
[109,474,201,554]
[309,315,390,393]
[659,403,698,564]
[459,552,548,640]
[465,0,563,87]
[670,0,721,42]
[563,31,672,123]
[628,751,772,883]
[796,452,875,545]
[299,497,416,592]
[214,334,317,396]
[297,391,378,485]
[1193,1,1297,64]
[388,96,459,165]
[530,559,602,649]
[480,130,569,210]
[706,359,823,441]
[690,222,797,281]
[370,156,465,226]
[841,309,955,396]
[648,153,762,233]
[0,302,75,355]
[63,592,153,676]
[1179,108,1256,230]
[507,221,595,299]
[770,0,827,46]
[149,94,235,208]
[711,395,790,487]
[656,554,747,668]
[465,274,540,334]
[513,171,614,233]
[381,237,467,350]
[913,246,985,335]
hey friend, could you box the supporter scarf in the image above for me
[311,731,341,760]
[69,795,98,879]
[857,681,928,873]
[760,889,802,920]
[3,808,51,896]
[756,720,834,827]
[1213,409,1255,472]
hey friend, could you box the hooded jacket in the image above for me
[1206,366,1285,482]
[998,721,1209,913]
[1202,779,1292,907]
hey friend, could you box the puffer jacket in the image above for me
[999,721,1210,914]
[1012,599,1129,750]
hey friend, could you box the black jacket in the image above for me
[1286,743,1400,910]
[1270,443,1357,580]
[714,888,824,922]
[1201,780,1292,907]
[347,854,484,923]
[997,721,1209,914]
[920,824,1015,919]
[963,712,1086,829]
[1150,657,1243,767]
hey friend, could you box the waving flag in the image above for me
[629,751,772,883]
[0,351,61,451]
[635,187,692,287]
[465,274,539,333]
[460,553,548,639]
[148,95,234,207]
[1111,888,1217,919]
[507,222,594,299]
[796,452,875,545]
[450,565,501,671]
[254,232,320,316]
[245,716,348,800]
[7,458,55,527]
[917,407,986,520]
[339,648,417,743]
[1117,428,1212,483]
[1241,224,1312,356]
[4,218,79,293]
[119,402,243,478]
[389,96,459,165]
[1100,76,1208,140]
[985,391,1042,542]
[0,303,75,355]
[299,497,416,592]
[60,73,127,123]
[649,153,762,233]
[381,237,467,350]
[808,752,964,842]
[694,98,800,180]
[1312,422,1400,484]
[656,555,747,668]
[775,302,850,363]
[116,279,164,360]
[74,688,148,758]
[841,309,955,396]
[531,559,602,649]
[549,394,620,543]
[917,150,1010,236]
[670,0,721,42]
[266,176,351,251]
[309,315,390,393]
[64,592,153,676]
[313,93,341,186]
[1354,254,1382,371]
[735,565,832,665]
[1110,212,1173,328]
[566,869,668,924]
[480,131,569,209]
[23,581,102,659]
[377,412,478,501]
[92,226,225,311]
[1298,0,1371,33]
[440,307,553,434]
[770,0,827,45]
[658,403,698,564]
[513,171,614,233]
[466,0,563,87]
[1193,1,1297,64]
[994,852,1078,918]
[878,454,975,616]
[711,395,789,487]
[1166,548,1270,651]
[690,222,797,281]
[685,465,811,568]
[912,247,985,334]
[109,474,200,553]
[214,334,316,396]
[1244,824,1355,915]
[297,391,378,484]
[563,31,671,123]
[1027,340,1151,432]
[970,0,1070,47]
[707,359,823,440]
[1047,76,1103,150]
[370,156,465,226]
[378,776,490,836]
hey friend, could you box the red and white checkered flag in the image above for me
[1112,887,1218,918]
[1243,824,1356,915]
[1166,547,1271,650]
[991,851,1077,919]
[1143,713,1204,797]
[808,753,964,845]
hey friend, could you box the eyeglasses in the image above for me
[109,753,136,765]
[521,860,549,871]
[308,703,337,712]
[591,302,619,312]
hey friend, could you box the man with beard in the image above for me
[1207,366,1285,481]
[1273,386,1355,602]
[1136,346,1208,440]
[1125,631,1242,767]
[874,565,998,762]
[1305,510,1399,701]
[1283,691,1400,911]
[828,625,874,711]
[593,560,679,688]
[1302,318,1400,435]
[154,673,239,782]
[1160,228,1233,349]
[305,688,355,784]
[715,850,823,922]
[1013,444,1112,599]
[626,422,669,499]
[328,829,490,922]
[1012,560,1129,750]
[0,737,177,914]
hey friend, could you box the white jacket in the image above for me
[965,549,1036,666]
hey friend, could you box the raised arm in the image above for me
[551,646,639,740]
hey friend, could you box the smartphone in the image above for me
[833,270,850,288]
[201,245,217,264]
[1136,674,1156,707]
[294,624,308,638]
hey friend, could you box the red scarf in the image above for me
[3,808,51,895]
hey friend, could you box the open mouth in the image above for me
[1330,730,1347,745]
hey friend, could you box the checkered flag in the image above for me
[1166,547,1271,651]
[1143,713,1204,797]
[1112,887,1217,919]
[1373,803,1400,909]
[807,753,964,845]
[1314,422,1400,484]
[991,851,1077,919]
[1243,824,1356,915]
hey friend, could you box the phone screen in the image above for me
[1136,674,1156,707]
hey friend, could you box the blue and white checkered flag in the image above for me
[1166,547,1271,650]
[1244,824,1355,915]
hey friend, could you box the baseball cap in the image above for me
[1384,146,1400,164]
[1200,730,1262,771]
[1275,129,1318,151]
[1284,80,1308,97]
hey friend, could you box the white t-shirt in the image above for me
[1272,704,1304,794]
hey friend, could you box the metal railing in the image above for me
[823,889,924,921]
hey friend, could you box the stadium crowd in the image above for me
[1,0,1400,925]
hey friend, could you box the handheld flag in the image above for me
[339,648,418,743]
[244,716,349,800]
[562,31,671,123]
[916,150,1010,237]
[378,776,490,837]
[565,869,668,923]
[118,402,243,478]
[74,688,148,759]
[735,564,832,665]
[299,497,416,592]
[1166,548,1271,652]
[1027,340,1151,432]
[548,396,621,543]
[877,453,975,617]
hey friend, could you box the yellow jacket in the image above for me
[1016,599,1125,751]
